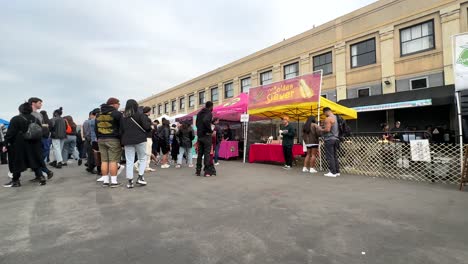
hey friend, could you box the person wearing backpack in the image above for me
[2,103,46,187]
[50,107,67,169]
[62,115,82,166]
[322,107,341,178]
[120,99,152,189]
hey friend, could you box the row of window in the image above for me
[152,20,435,115]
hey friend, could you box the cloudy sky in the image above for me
[0,0,376,123]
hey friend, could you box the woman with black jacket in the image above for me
[2,103,46,187]
[120,99,152,189]
[157,119,171,169]
[175,122,195,168]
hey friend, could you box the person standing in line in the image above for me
[50,107,67,169]
[95,97,123,187]
[142,107,155,172]
[195,101,214,177]
[213,118,222,166]
[0,123,7,164]
[83,110,99,174]
[279,116,295,170]
[3,103,47,187]
[302,116,321,174]
[157,119,171,168]
[89,109,101,175]
[322,107,340,177]
[151,119,160,164]
[62,115,82,166]
[175,121,195,168]
[39,111,52,163]
[120,100,152,189]
[170,124,179,165]
[28,97,54,179]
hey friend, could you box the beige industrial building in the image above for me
[140,0,468,138]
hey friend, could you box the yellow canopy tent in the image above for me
[248,96,357,121]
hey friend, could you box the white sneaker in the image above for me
[145,167,155,172]
[137,176,147,185]
[8,172,13,179]
[310,168,318,173]
[336,173,341,176]
[161,164,170,169]
[117,165,125,176]
[214,162,220,166]
[302,167,309,173]
[188,164,194,168]
[282,165,291,170]
[324,172,337,177]
[96,176,104,182]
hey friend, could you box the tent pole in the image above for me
[456,91,464,177]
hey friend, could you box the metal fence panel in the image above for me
[318,137,462,184]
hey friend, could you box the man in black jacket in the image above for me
[196,101,214,177]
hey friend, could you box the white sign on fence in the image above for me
[240,114,249,122]
[410,139,431,162]
[453,33,468,91]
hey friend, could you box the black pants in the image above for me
[324,138,340,174]
[282,145,293,167]
[196,135,213,174]
[12,168,42,182]
[0,142,7,164]
[85,139,95,169]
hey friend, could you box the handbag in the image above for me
[130,117,147,133]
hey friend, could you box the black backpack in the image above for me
[21,116,42,141]
[336,115,351,141]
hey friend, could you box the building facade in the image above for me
[140,0,468,137]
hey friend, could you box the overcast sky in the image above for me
[0,0,376,123]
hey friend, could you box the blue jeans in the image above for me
[41,138,51,162]
[62,135,80,161]
[124,142,147,180]
[214,142,220,163]
[177,146,193,165]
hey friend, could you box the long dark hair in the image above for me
[124,99,139,117]
[303,116,317,134]
[63,116,77,129]
[40,110,50,124]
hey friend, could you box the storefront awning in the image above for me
[339,85,454,112]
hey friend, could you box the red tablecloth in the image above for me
[248,144,304,163]
[218,141,239,159]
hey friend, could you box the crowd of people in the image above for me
[1,98,223,188]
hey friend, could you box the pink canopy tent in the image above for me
[177,93,255,122]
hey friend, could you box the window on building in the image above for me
[158,105,162,115]
[164,102,169,113]
[351,38,376,68]
[179,97,185,110]
[241,77,251,93]
[321,94,327,99]
[211,87,219,102]
[171,100,176,112]
[284,62,299,79]
[199,91,205,105]
[189,94,195,108]
[313,52,333,75]
[400,20,434,56]
[224,82,234,98]
[152,106,156,114]
[358,88,370,98]
[260,70,272,85]
[410,77,428,90]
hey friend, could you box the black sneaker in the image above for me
[4,181,21,188]
[102,182,110,188]
[86,168,97,174]
[127,179,134,189]
[61,162,68,166]
[56,163,62,169]
[110,182,121,188]
[30,178,41,183]
[195,171,201,176]
[136,176,147,186]
[49,161,57,167]
[46,171,54,179]
[78,159,82,166]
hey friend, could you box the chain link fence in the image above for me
[318,137,462,184]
